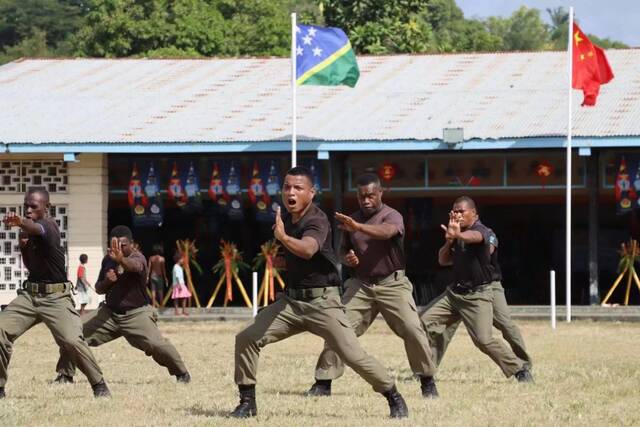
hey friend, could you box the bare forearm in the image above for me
[438,241,454,266]
[356,223,398,240]
[280,235,318,260]
[119,257,144,273]
[95,280,113,294]
[18,219,44,236]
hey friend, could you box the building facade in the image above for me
[2,52,639,307]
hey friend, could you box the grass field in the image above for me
[0,318,638,426]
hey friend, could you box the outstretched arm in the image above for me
[334,212,398,240]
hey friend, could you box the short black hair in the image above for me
[109,225,133,241]
[26,187,50,203]
[454,196,477,211]
[152,244,164,256]
[79,254,88,264]
[356,173,381,188]
[285,166,314,185]
[174,252,183,263]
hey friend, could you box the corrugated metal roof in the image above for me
[1,50,639,144]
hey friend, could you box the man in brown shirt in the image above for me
[308,173,438,398]
[54,225,190,383]
[0,188,109,398]
[230,167,408,419]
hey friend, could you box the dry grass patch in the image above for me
[0,319,638,426]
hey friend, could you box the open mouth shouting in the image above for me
[286,197,297,211]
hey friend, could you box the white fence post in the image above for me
[252,272,258,317]
[550,270,556,330]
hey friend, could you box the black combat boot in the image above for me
[176,372,191,383]
[420,375,439,399]
[305,379,331,397]
[53,373,74,384]
[0,387,5,399]
[515,368,534,383]
[382,385,409,419]
[91,379,111,398]
[230,385,257,418]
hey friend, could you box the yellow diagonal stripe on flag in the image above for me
[296,43,353,85]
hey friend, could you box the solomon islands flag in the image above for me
[295,24,359,87]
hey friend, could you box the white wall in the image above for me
[0,153,107,309]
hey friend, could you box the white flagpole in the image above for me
[566,7,574,323]
[291,13,298,168]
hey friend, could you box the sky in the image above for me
[456,0,640,47]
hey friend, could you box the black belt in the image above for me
[285,286,339,300]
[361,270,405,286]
[450,282,492,295]
[22,280,72,295]
[107,305,142,315]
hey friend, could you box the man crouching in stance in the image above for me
[230,167,408,419]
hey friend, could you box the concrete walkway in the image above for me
[157,305,640,322]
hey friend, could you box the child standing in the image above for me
[171,252,191,316]
[75,254,92,315]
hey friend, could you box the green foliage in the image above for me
[0,0,86,64]
[0,0,85,48]
[72,0,296,58]
[485,6,548,51]
[0,0,630,65]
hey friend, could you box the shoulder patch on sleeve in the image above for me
[488,233,498,247]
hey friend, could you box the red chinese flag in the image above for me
[572,23,614,106]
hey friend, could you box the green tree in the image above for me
[0,28,50,64]
[320,0,507,54]
[72,0,301,58]
[486,6,548,51]
[0,0,85,49]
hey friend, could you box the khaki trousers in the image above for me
[56,305,187,377]
[235,287,394,393]
[0,290,104,387]
[420,283,523,377]
[314,274,436,381]
[425,282,532,368]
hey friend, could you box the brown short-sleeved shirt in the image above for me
[341,204,405,281]
[283,203,340,289]
[99,251,149,310]
[21,217,67,283]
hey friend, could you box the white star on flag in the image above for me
[308,27,317,37]
[296,46,304,56]
[295,26,301,33]
[302,35,312,45]
[312,46,322,57]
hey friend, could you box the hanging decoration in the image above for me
[207,240,252,307]
[248,160,272,222]
[252,239,286,306]
[142,162,163,227]
[535,160,554,188]
[378,162,397,182]
[208,162,229,213]
[615,156,637,215]
[305,159,323,204]
[602,239,640,306]
[127,163,148,225]
[225,161,244,221]
[466,176,481,186]
[264,160,282,220]
[183,161,202,211]
[167,162,187,207]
